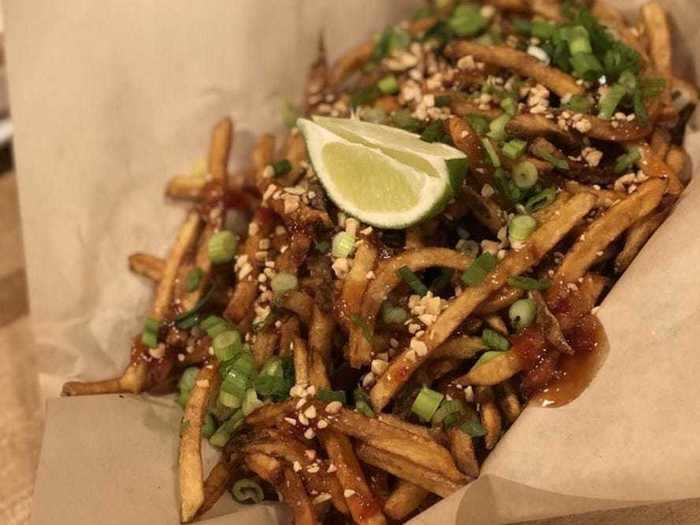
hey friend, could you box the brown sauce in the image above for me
[531,313,609,407]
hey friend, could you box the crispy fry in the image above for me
[179,363,219,522]
[665,145,691,185]
[280,290,314,325]
[197,457,238,518]
[383,480,430,522]
[584,115,653,142]
[637,142,683,195]
[429,335,485,361]
[592,1,647,57]
[475,285,525,315]
[342,241,379,366]
[446,92,502,119]
[614,206,670,273]
[166,174,207,200]
[279,316,301,356]
[309,304,336,366]
[476,386,502,450]
[564,181,624,209]
[319,430,387,525]
[252,327,280,367]
[483,314,509,335]
[355,444,464,498]
[352,248,473,366]
[404,226,424,249]
[641,2,672,79]
[292,335,310,387]
[650,128,672,159]
[461,185,506,235]
[245,400,295,428]
[446,41,584,97]
[128,253,165,282]
[497,380,523,424]
[448,116,487,171]
[507,114,577,148]
[456,350,524,386]
[446,427,480,479]
[328,40,374,87]
[370,193,596,411]
[555,179,666,284]
[207,117,233,188]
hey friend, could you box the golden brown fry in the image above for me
[309,305,336,366]
[321,404,465,484]
[166,174,207,200]
[637,142,683,196]
[128,253,164,282]
[376,414,439,443]
[614,206,670,273]
[319,430,387,525]
[352,248,473,365]
[245,400,295,427]
[461,185,505,235]
[528,0,561,20]
[343,241,379,367]
[383,480,430,522]
[446,41,583,97]
[456,350,524,386]
[448,116,487,171]
[584,115,653,142]
[429,335,485,361]
[555,179,666,284]
[207,117,233,189]
[476,386,502,450]
[497,380,523,424]
[641,2,672,79]
[181,224,215,311]
[592,1,647,57]
[665,145,691,185]
[355,444,464,498]
[197,457,237,518]
[370,193,596,411]
[415,358,461,385]
[279,290,314,325]
[446,427,480,479]
[507,114,577,148]
[292,335,310,387]
[252,327,280,367]
[328,40,374,87]
[483,314,508,336]
[179,363,219,523]
[475,286,525,315]
[564,181,624,209]
[650,128,672,159]
[446,92,502,119]
[252,133,276,189]
[275,231,312,274]
[279,316,301,357]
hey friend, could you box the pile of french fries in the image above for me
[62,1,696,523]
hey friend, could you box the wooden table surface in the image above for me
[0,171,697,524]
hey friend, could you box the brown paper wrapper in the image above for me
[4,0,698,523]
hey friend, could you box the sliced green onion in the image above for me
[209,401,235,422]
[411,387,444,423]
[532,146,569,171]
[202,413,217,439]
[317,389,347,404]
[467,114,490,135]
[351,86,381,108]
[512,18,533,36]
[391,110,423,132]
[381,303,409,324]
[270,272,298,295]
[332,231,356,258]
[209,410,245,447]
[462,252,498,286]
[232,478,265,504]
[397,266,428,296]
[242,388,264,416]
[354,388,375,417]
[502,139,527,160]
[512,161,539,189]
[430,268,453,293]
[213,330,242,362]
[482,329,510,351]
[208,231,238,264]
[144,318,160,333]
[500,97,518,116]
[563,94,594,114]
[254,374,289,399]
[525,187,557,212]
[570,53,603,80]
[178,367,200,394]
[493,168,523,204]
[598,84,627,119]
[205,318,234,338]
[185,267,204,292]
[507,275,551,290]
[176,313,200,330]
[420,120,447,143]
[456,239,480,258]
[377,74,399,95]
[487,114,511,142]
[351,315,374,343]
[435,95,451,107]
[432,399,465,426]
[218,389,242,409]
[481,138,502,168]
[509,298,537,330]
[567,26,592,55]
[315,240,330,254]
[532,20,555,40]
[509,215,537,243]
[614,148,641,174]
[460,419,487,437]
[259,356,283,378]
[359,106,387,124]
[633,86,648,126]
[201,315,226,331]
[141,330,158,349]
[448,4,486,37]
[272,159,292,177]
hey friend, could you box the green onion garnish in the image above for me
[462,252,498,287]
[502,139,527,160]
[178,367,200,395]
[460,419,487,437]
[354,388,375,417]
[598,84,627,119]
[507,275,551,290]
[202,413,217,439]
[270,272,298,296]
[512,161,539,189]
[411,387,445,423]
[570,53,603,81]
[509,298,537,330]
[431,399,465,426]
[208,231,238,264]
[531,20,555,40]
[317,389,347,404]
[254,374,289,399]
[201,315,233,338]
[242,388,264,416]
[231,478,265,504]
[314,240,330,254]
[213,330,242,362]
[509,214,537,243]
[142,318,159,349]
[512,18,533,36]
[532,146,569,170]
[144,317,160,334]
[525,187,557,212]
[377,74,399,95]
[614,148,641,174]
[420,120,447,143]
[567,25,592,56]
[397,266,428,296]
[467,114,490,135]
[482,329,510,351]
[332,231,356,258]
[218,389,241,409]
[351,314,374,343]
[481,138,502,168]
[185,267,204,292]
[381,303,409,325]
[486,114,511,143]
[448,4,486,37]
[563,94,594,113]
[391,110,423,132]
[500,97,518,116]
[272,159,292,177]
[176,313,200,330]
[209,410,245,447]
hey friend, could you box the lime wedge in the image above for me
[297,117,468,229]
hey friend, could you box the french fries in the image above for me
[383,480,429,521]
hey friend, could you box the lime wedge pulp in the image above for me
[297,117,468,229]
